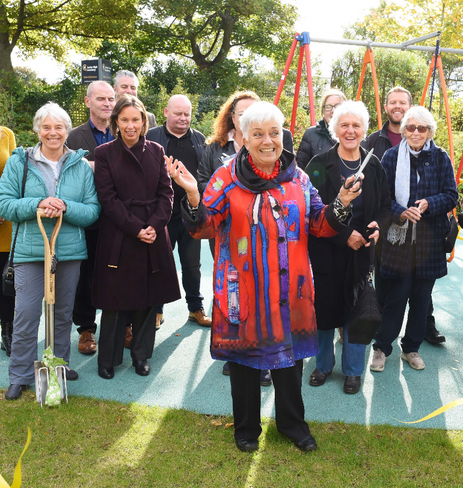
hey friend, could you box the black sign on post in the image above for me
[81,59,112,84]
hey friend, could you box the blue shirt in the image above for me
[89,119,114,146]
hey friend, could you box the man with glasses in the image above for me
[296,89,346,168]
[363,86,445,344]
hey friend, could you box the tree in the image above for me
[135,0,296,81]
[330,48,428,131]
[344,0,463,94]
[0,0,138,77]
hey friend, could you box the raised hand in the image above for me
[338,174,364,207]
[164,155,200,207]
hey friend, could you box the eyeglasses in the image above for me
[405,125,429,134]
[323,103,341,112]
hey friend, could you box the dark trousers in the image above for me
[157,215,203,314]
[73,228,99,334]
[0,252,15,323]
[374,271,435,357]
[98,307,157,368]
[228,360,311,443]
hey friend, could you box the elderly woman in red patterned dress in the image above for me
[165,102,363,453]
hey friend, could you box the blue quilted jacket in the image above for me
[0,145,100,263]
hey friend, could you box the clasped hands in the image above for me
[137,226,156,244]
[400,199,429,224]
[38,197,66,218]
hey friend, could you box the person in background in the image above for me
[0,102,100,400]
[370,106,458,373]
[67,80,116,355]
[113,70,157,129]
[92,95,180,380]
[146,95,211,329]
[170,101,363,453]
[296,88,346,168]
[363,86,445,345]
[306,101,391,395]
[0,126,17,357]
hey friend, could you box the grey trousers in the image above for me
[9,260,81,385]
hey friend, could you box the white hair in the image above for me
[329,100,369,140]
[240,101,285,140]
[400,106,437,139]
[33,102,72,135]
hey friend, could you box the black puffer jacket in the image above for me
[296,119,336,168]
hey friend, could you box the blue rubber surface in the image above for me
[1,239,462,430]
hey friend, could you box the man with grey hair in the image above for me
[146,94,211,328]
[113,69,157,128]
[67,80,115,355]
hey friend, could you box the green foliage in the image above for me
[331,49,429,133]
[0,0,139,75]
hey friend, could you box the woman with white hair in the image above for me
[305,100,391,394]
[163,101,363,452]
[0,102,100,400]
[371,106,458,373]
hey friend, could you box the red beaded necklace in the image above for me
[248,154,280,180]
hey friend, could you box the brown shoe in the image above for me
[78,330,97,354]
[156,314,164,330]
[124,326,133,349]
[188,308,212,327]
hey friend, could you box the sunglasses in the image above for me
[405,125,429,134]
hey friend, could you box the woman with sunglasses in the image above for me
[296,89,346,168]
[370,106,458,373]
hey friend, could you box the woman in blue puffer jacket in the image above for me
[0,102,100,400]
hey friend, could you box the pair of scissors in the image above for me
[342,148,375,192]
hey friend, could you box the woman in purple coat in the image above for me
[93,95,180,379]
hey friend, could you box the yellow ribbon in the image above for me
[0,427,31,488]
[393,398,463,424]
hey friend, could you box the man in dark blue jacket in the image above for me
[146,95,211,328]
[364,86,445,344]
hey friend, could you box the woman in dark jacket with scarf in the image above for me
[306,101,391,395]
[296,89,346,168]
[370,106,458,373]
[93,95,180,380]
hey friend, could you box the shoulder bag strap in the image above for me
[8,152,29,267]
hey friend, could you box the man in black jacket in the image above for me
[364,86,445,344]
[146,95,211,328]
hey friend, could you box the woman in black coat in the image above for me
[296,89,346,168]
[93,95,181,380]
[305,101,391,394]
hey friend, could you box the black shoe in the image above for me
[98,365,114,379]
[295,435,317,452]
[64,365,79,381]
[5,384,28,400]
[425,326,446,344]
[222,361,230,376]
[235,438,259,452]
[309,368,332,386]
[133,360,150,376]
[343,375,361,394]
[260,369,272,386]
[1,321,13,357]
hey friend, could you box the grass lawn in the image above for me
[1,390,462,487]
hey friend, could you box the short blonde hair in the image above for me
[320,89,347,117]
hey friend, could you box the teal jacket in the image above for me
[0,145,100,263]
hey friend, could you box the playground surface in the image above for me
[1,239,462,430]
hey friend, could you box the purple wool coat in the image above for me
[92,137,181,311]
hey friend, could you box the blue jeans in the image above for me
[315,321,367,377]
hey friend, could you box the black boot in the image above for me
[1,321,13,356]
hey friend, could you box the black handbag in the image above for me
[348,238,382,345]
[2,153,28,296]
[444,214,458,253]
